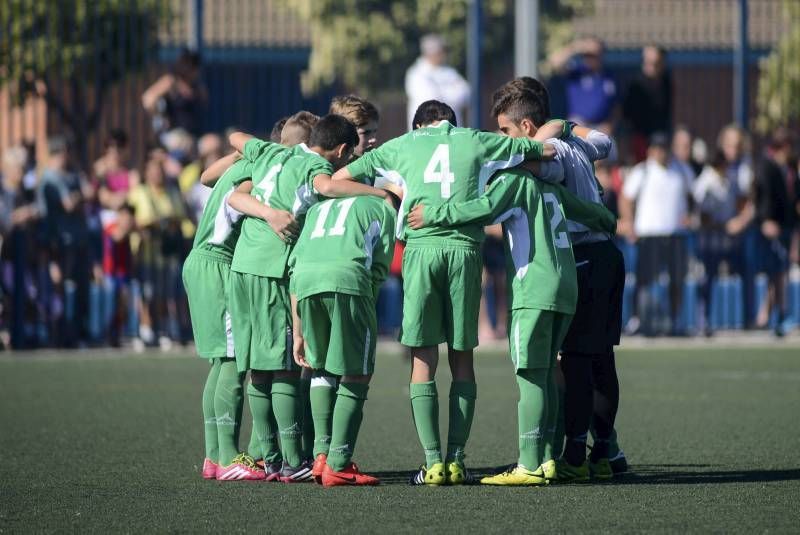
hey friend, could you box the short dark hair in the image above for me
[412,100,457,129]
[490,84,547,127]
[308,114,359,151]
[106,128,129,149]
[501,77,551,121]
[270,117,289,143]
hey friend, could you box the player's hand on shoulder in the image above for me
[407,204,427,229]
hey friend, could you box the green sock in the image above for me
[310,373,337,457]
[542,367,560,463]
[327,382,369,472]
[272,376,303,468]
[299,374,314,460]
[410,381,442,468]
[202,359,222,463]
[214,358,244,466]
[516,369,547,470]
[445,381,477,464]
[246,382,281,464]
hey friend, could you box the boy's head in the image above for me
[412,100,456,130]
[281,111,319,146]
[308,114,359,170]
[501,77,551,121]
[647,132,670,166]
[270,117,289,143]
[490,83,547,138]
[329,95,380,156]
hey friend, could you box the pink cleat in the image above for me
[216,453,267,481]
[202,458,219,480]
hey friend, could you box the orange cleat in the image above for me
[311,453,328,484]
[321,462,380,487]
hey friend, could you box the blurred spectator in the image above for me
[752,128,799,336]
[548,37,617,132]
[405,34,470,129]
[693,150,752,335]
[182,133,224,222]
[0,147,40,349]
[595,160,619,217]
[142,49,208,137]
[94,129,140,210]
[620,132,693,335]
[128,157,188,348]
[479,225,507,341]
[100,204,135,346]
[623,45,672,162]
[670,126,697,183]
[37,137,92,346]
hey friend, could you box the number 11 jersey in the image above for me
[345,120,545,247]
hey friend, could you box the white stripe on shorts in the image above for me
[225,310,234,358]
[513,320,520,369]
[363,328,371,376]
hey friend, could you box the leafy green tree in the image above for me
[756,0,800,132]
[0,0,169,168]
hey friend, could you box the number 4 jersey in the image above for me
[345,120,546,247]
[422,169,617,314]
[288,196,397,301]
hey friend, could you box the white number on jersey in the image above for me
[542,193,570,249]
[310,197,357,239]
[424,144,456,198]
[254,164,282,205]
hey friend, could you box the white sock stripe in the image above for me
[310,375,337,388]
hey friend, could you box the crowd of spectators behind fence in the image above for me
[1,45,799,351]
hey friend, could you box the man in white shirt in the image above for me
[405,34,470,130]
[620,132,693,336]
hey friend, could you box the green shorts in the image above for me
[228,271,295,373]
[399,244,482,350]
[182,250,233,359]
[297,292,376,376]
[509,308,573,371]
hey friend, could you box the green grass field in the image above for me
[2,344,800,533]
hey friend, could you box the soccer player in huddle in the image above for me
[295,95,384,479]
[183,139,300,480]
[407,105,616,486]
[493,79,626,480]
[333,99,555,485]
[288,187,400,486]
[226,114,389,482]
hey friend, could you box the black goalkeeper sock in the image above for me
[561,354,594,466]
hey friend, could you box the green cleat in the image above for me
[480,465,547,486]
[410,462,446,486]
[555,459,590,483]
[589,458,613,480]
[541,459,557,483]
[445,461,472,485]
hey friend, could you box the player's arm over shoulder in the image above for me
[556,183,617,234]
[422,170,522,227]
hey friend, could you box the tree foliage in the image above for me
[279,0,514,95]
[0,0,170,167]
[756,0,800,132]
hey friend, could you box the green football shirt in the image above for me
[346,120,546,246]
[231,139,333,279]
[190,158,253,260]
[288,196,396,301]
[423,169,616,314]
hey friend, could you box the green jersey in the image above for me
[289,196,396,301]
[231,139,333,279]
[190,158,253,260]
[346,120,546,246]
[423,169,616,314]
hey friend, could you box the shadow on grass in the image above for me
[370,464,800,486]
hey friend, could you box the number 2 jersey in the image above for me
[288,196,397,301]
[231,139,333,279]
[345,120,546,247]
[422,169,616,314]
